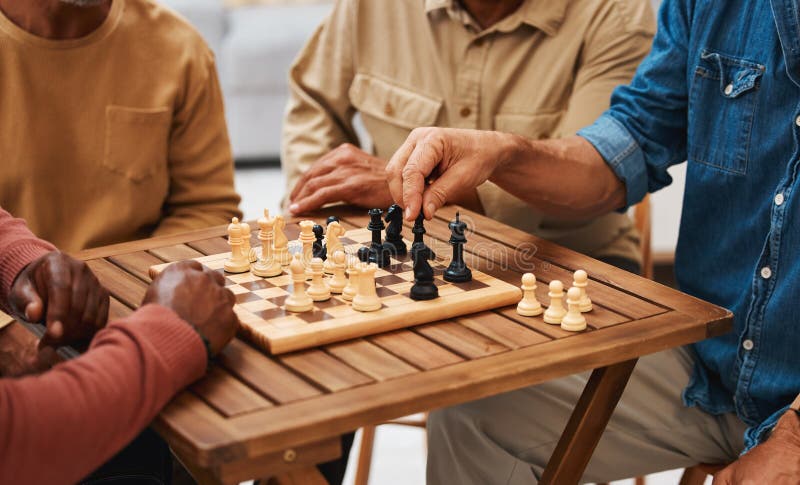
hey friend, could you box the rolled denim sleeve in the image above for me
[578,0,694,209]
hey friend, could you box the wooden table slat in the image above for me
[109,297,134,321]
[368,330,464,370]
[325,340,419,381]
[416,320,509,359]
[148,243,205,262]
[108,251,164,283]
[496,306,592,339]
[187,237,231,256]
[191,366,274,417]
[279,349,374,393]
[455,311,551,349]
[86,259,148,308]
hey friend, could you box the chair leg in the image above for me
[679,465,709,485]
[635,477,646,485]
[354,426,376,485]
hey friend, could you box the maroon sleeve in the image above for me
[0,304,206,484]
[0,207,56,313]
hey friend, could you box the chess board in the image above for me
[150,228,521,354]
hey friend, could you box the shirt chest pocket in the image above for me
[104,105,171,183]
[349,73,442,154]
[688,50,765,175]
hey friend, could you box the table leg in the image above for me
[266,467,329,484]
[540,359,638,485]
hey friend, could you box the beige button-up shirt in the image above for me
[282,0,655,263]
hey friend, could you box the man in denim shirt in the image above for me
[386,0,800,482]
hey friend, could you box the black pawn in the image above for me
[383,204,407,256]
[367,208,390,267]
[410,244,438,301]
[357,246,370,264]
[326,215,340,226]
[312,224,326,260]
[444,212,472,283]
[409,212,435,260]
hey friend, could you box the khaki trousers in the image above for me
[427,347,747,484]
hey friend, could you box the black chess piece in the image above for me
[367,208,390,267]
[382,204,407,256]
[357,246,370,263]
[326,216,340,226]
[410,244,438,300]
[312,224,326,260]
[409,212,435,260]
[444,212,472,283]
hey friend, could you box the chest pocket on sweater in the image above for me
[688,50,764,175]
[104,105,171,183]
[349,73,442,152]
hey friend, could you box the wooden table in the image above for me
[1,206,731,484]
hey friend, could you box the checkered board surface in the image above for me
[150,228,521,354]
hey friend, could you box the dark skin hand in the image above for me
[713,411,800,484]
[9,251,110,350]
[288,143,394,215]
[142,261,239,356]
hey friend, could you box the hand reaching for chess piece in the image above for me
[143,261,239,356]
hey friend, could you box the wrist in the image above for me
[189,324,214,370]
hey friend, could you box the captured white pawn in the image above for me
[306,257,331,302]
[284,254,314,313]
[561,287,588,332]
[328,251,348,294]
[516,273,543,316]
[341,256,359,302]
[353,262,381,312]
[543,280,567,324]
[573,269,593,312]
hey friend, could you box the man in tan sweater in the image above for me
[0,0,241,253]
[283,0,655,272]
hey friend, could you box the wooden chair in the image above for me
[353,197,654,485]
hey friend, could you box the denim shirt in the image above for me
[578,0,800,451]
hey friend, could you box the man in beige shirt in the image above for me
[0,0,241,253]
[283,0,655,271]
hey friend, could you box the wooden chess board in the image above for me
[149,228,521,354]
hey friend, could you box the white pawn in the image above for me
[253,210,282,277]
[543,280,567,324]
[328,251,347,294]
[561,287,588,332]
[224,217,250,273]
[573,269,593,312]
[284,254,313,313]
[516,273,543,316]
[273,215,292,266]
[341,256,359,302]
[240,221,257,263]
[353,262,381,312]
[306,257,331,302]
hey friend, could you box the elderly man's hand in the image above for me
[143,261,239,356]
[385,127,524,221]
[713,411,800,485]
[9,252,110,349]
[288,143,394,215]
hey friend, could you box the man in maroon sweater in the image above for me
[0,207,239,484]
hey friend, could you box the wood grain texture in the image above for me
[279,349,374,392]
[148,244,205,262]
[190,366,273,417]
[325,340,418,381]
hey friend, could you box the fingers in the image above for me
[8,276,43,322]
[386,139,417,215]
[38,320,64,349]
[204,266,226,286]
[42,258,72,334]
[402,138,443,221]
[290,186,342,215]
[420,168,462,219]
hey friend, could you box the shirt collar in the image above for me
[424,0,567,36]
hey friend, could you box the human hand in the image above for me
[288,143,394,215]
[142,261,239,355]
[0,341,59,377]
[9,252,110,349]
[713,410,800,484]
[386,127,526,221]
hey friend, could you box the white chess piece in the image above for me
[240,221,257,263]
[543,280,566,324]
[253,210,282,277]
[273,215,292,266]
[516,273,543,316]
[306,257,331,301]
[298,220,315,278]
[341,255,359,302]
[324,221,345,274]
[561,287,588,332]
[284,254,313,312]
[573,269,593,312]
[224,217,250,273]
[328,251,347,294]
[352,262,381,312]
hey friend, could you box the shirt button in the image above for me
[743,339,754,350]
[795,115,800,127]
[724,84,733,95]
[775,192,785,206]
[760,266,772,279]
[460,107,472,118]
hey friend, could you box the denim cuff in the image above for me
[742,405,791,454]
[577,114,649,210]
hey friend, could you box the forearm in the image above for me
[0,208,55,313]
[0,305,206,484]
[490,135,627,219]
